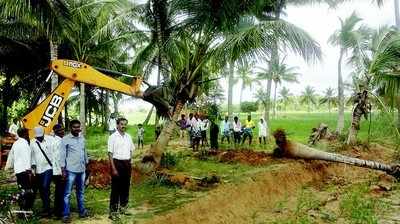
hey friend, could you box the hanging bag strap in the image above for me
[36,141,53,167]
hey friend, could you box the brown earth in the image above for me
[142,145,398,224]
[86,160,145,188]
[216,149,275,165]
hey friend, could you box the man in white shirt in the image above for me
[108,114,117,135]
[8,118,19,137]
[220,116,231,144]
[31,126,54,217]
[5,128,35,211]
[108,117,135,220]
[258,118,268,145]
[199,116,209,147]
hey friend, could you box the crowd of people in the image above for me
[5,117,135,222]
[178,113,269,151]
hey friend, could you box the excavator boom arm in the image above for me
[22,59,143,137]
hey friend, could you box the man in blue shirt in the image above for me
[60,120,88,223]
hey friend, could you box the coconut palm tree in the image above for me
[279,87,292,112]
[339,25,400,145]
[237,61,256,109]
[61,0,138,134]
[254,89,269,120]
[143,0,322,165]
[300,86,317,112]
[270,57,300,117]
[320,87,337,113]
[328,12,363,134]
[1,0,71,90]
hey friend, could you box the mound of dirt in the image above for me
[217,149,274,165]
[86,160,145,188]
[156,171,220,190]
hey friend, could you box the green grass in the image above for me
[86,111,398,157]
[339,183,388,224]
[86,124,157,159]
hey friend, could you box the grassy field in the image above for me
[86,111,399,156]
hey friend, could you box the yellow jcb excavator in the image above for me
[22,59,145,138]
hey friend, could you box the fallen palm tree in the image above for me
[273,129,400,179]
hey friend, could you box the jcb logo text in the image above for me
[39,94,63,127]
[63,60,82,69]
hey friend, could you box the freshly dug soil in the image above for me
[86,160,144,188]
[214,149,275,165]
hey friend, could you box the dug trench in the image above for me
[142,144,400,224]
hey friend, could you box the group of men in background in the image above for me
[220,114,268,146]
[178,113,210,151]
[178,113,269,151]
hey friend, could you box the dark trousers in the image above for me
[16,171,35,210]
[234,132,241,144]
[53,175,65,217]
[38,169,53,213]
[110,159,131,212]
[210,123,219,150]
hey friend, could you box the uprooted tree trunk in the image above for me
[273,129,400,179]
[346,90,371,145]
[308,123,335,146]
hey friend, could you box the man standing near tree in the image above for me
[108,117,135,220]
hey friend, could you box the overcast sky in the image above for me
[121,0,396,112]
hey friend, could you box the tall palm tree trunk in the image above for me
[273,82,277,118]
[240,85,244,110]
[143,106,154,125]
[336,49,345,134]
[104,91,110,130]
[50,40,63,124]
[228,63,234,118]
[50,40,58,91]
[395,0,400,27]
[112,93,119,115]
[347,90,369,145]
[328,101,331,114]
[80,83,86,136]
[0,75,11,134]
[155,56,162,126]
[266,79,272,123]
[149,99,185,165]
[395,0,400,130]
